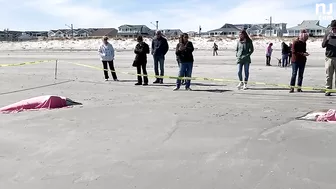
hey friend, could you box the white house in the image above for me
[286,20,326,37]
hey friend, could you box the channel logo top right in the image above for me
[316,3,334,21]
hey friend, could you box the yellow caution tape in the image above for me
[0,60,53,67]
[69,61,335,92]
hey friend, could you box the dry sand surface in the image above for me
[1,49,336,189]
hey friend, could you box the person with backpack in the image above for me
[281,42,290,67]
[133,36,150,86]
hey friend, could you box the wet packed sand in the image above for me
[0,49,335,189]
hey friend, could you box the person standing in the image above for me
[176,34,185,85]
[322,20,336,96]
[133,36,150,86]
[213,42,218,56]
[236,30,254,90]
[174,33,194,91]
[289,30,309,93]
[151,30,169,84]
[281,42,290,67]
[265,43,273,66]
[98,36,118,81]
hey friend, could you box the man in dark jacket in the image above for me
[322,20,336,96]
[134,36,150,86]
[151,30,169,84]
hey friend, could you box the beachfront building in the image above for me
[207,24,241,36]
[286,20,326,37]
[187,31,198,37]
[244,23,287,37]
[89,28,118,38]
[117,25,154,38]
[161,29,183,38]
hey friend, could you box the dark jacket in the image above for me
[134,42,150,66]
[151,37,169,56]
[175,41,194,63]
[322,32,336,58]
[291,39,307,63]
[236,39,254,64]
[175,43,181,63]
[288,44,292,57]
[281,42,290,54]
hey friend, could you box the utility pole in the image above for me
[199,25,202,37]
[269,16,272,37]
[156,21,158,30]
[65,24,74,38]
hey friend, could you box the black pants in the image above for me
[213,50,218,56]
[102,61,117,80]
[137,63,148,84]
[290,62,306,87]
[266,56,271,65]
[288,56,292,64]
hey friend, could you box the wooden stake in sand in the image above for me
[54,60,58,80]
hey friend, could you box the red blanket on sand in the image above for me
[0,95,67,113]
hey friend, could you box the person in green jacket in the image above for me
[236,30,254,90]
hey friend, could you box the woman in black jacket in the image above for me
[133,36,150,85]
[176,35,185,85]
[174,33,194,91]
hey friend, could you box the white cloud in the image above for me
[0,0,331,31]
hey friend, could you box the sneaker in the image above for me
[297,88,303,92]
[237,82,243,90]
[173,87,180,91]
[143,83,148,86]
[186,88,192,91]
[135,83,142,85]
[289,88,294,93]
[114,79,119,81]
[105,79,109,81]
[160,79,163,84]
[325,92,331,96]
[243,83,248,90]
[153,80,160,84]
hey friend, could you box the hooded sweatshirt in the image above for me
[98,42,115,61]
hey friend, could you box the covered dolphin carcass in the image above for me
[0,95,82,113]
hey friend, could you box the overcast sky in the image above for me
[0,0,334,31]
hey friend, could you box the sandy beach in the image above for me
[1,46,336,189]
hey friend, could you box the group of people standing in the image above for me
[98,30,194,91]
[97,20,336,96]
[265,41,292,67]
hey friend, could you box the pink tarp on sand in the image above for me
[0,95,67,113]
[316,109,336,122]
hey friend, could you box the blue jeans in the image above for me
[153,55,165,79]
[177,62,193,88]
[290,62,306,87]
[282,54,288,67]
[237,62,250,82]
